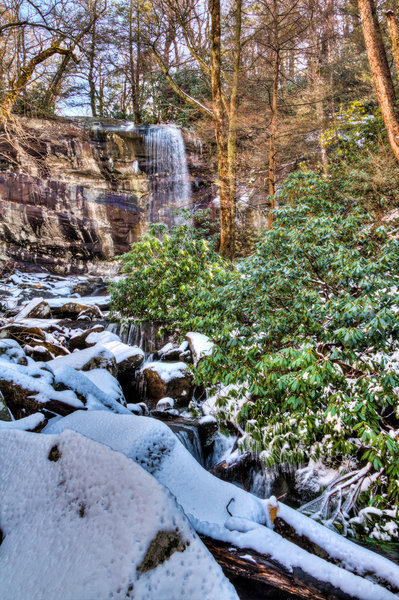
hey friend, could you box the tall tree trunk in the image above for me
[227,0,242,230]
[88,23,97,117]
[358,0,399,162]
[210,0,234,259]
[0,43,72,121]
[129,0,141,123]
[268,46,279,229]
[386,10,399,76]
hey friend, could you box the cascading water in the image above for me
[144,125,192,226]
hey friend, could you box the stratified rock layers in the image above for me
[0,119,149,273]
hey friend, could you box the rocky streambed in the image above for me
[2,270,399,600]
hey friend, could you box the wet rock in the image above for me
[48,345,117,376]
[72,278,104,296]
[15,297,52,320]
[69,325,105,350]
[157,341,193,363]
[137,530,187,573]
[0,339,28,365]
[0,323,46,345]
[141,362,193,408]
[24,344,54,362]
[185,332,213,367]
[0,391,12,421]
[0,362,84,419]
[156,397,174,411]
[197,415,219,448]
[55,302,103,320]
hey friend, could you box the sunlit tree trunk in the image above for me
[227,0,242,237]
[268,46,279,229]
[386,10,399,77]
[210,0,234,259]
[0,43,73,121]
[358,0,399,162]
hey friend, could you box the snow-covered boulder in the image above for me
[197,415,219,448]
[102,340,145,375]
[141,362,193,407]
[48,344,117,376]
[84,330,120,347]
[52,301,103,319]
[0,323,46,344]
[15,297,51,320]
[69,325,105,351]
[0,361,84,418]
[0,429,238,600]
[0,339,27,365]
[185,332,213,366]
[158,341,192,363]
[156,397,174,411]
[45,412,399,600]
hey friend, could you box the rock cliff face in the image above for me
[0,118,212,273]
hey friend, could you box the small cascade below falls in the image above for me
[144,125,192,226]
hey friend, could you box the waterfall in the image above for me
[144,125,192,226]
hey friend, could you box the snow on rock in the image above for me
[44,411,269,532]
[0,412,45,431]
[186,332,213,366]
[141,361,193,407]
[85,330,121,347]
[0,391,12,421]
[52,366,130,414]
[48,344,117,376]
[156,397,174,411]
[44,411,399,600]
[82,368,126,406]
[15,297,51,320]
[0,360,84,416]
[48,296,110,312]
[103,340,145,374]
[0,429,238,600]
[69,325,105,350]
[0,339,27,365]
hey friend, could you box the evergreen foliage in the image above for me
[111,165,399,531]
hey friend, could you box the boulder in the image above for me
[0,391,12,421]
[52,301,103,319]
[102,340,145,375]
[197,415,219,448]
[84,330,120,347]
[0,323,46,345]
[157,341,192,363]
[0,339,28,365]
[185,332,213,367]
[141,362,193,408]
[15,297,51,320]
[48,344,117,376]
[69,325,105,351]
[77,307,103,321]
[0,361,84,418]
[156,397,174,411]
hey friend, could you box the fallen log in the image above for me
[201,535,371,600]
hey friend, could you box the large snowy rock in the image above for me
[15,297,51,320]
[0,429,238,600]
[69,325,105,350]
[0,339,27,365]
[0,360,84,418]
[48,344,117,376]
[44,411,268,533]
[141,361,193,407]
[45,412,399,600]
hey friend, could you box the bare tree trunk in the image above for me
[210,0,235,259]
[268,45,279,229]
[129,0,141,123]
[0,43,73,121]
[358,0,399,162]
[227,0,242,231]
[88,23,98,117]
[386,10,399,76]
